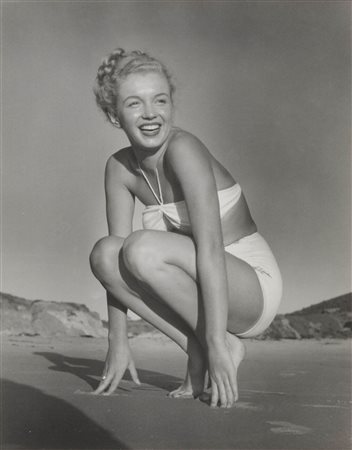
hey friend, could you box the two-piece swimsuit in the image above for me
[139,165,282,338]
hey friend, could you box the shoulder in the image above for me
[105,146,135,177]
[166,129,211,167]
[105,147,136,190]
[106,146,132,170]
[168,129,208,153]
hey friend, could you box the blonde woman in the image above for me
[90,48,282,408]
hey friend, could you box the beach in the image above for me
[2,335,351,450]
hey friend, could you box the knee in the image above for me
[90,235,123,283]
[122,230,163,281]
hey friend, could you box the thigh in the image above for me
[145,230,264,334]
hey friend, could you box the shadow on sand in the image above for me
[34,352,182,392]
[1,378,129,449]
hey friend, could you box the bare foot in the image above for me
[168,340,207,399]
[168,364,207,398]
[200,332,245,404]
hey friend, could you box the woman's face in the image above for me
[116,71,174,152]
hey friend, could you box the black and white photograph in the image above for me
[1,1,351,449]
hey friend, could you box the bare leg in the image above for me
[91,235,206,397]
[168,336,208,398]
[90,230,263,399]
[122,230,262,399]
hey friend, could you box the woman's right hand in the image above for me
[93,342,141,395]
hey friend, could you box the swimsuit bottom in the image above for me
[225,232,283,338]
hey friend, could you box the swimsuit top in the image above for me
[139,164,242,232]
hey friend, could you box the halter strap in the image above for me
[138,162,164,205]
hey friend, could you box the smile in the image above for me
[139,123,161,133]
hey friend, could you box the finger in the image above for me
[217,380,227,408]
[93,374,113,395]
[224,378,234,408]
[205,371,210,390]
[128,362,141,385]
[210,380,219,408]
[104,367,125,395]
[228,370,238,402]
[104,377,121,395]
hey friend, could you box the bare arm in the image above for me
[167,133,235,406]
[167,134,228,345]
[105,153,135,238]
[104,153,135,346]
[93,152,140,394]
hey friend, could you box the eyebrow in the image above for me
[123,93,169,104]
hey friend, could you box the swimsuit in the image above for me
[225,233,282,337]
[139,165,282,338]
[143,183,242,232]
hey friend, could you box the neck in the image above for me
[133,147,163,171]
[132,130,174,172]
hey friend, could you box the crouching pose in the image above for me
[90,48,282,408]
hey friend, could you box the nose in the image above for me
[142,102,157,119]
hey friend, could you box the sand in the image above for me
[1,334,351,450]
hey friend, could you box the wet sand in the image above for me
[1,335,351,449]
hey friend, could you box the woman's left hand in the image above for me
[207,343,237,408]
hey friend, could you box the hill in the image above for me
[288,292,351,316]
[0,292,107,338]
[1,291,351,339]
[259,293,351,340]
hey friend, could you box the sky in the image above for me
[2,1,351,320]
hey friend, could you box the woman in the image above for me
[90,48,282,408]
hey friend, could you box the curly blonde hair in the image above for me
[94,48,175,124]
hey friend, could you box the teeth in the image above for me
[140,124,160,131]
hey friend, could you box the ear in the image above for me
[108,113,121,128]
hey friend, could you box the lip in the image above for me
[139,123,162,136]
[139,123,161,130]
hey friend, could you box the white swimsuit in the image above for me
[142,183,242,232]
[139,165,282,338]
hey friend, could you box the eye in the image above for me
[127,100,140,108]
[156,97,168,105]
